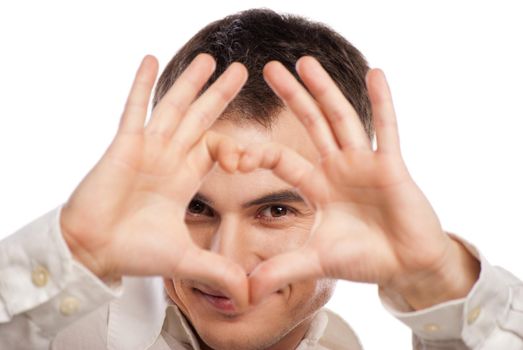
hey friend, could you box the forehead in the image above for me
[199,109,319,207]
[213,108,319,161]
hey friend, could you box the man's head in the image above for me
[153,8,373,137]
[158,8,373,350]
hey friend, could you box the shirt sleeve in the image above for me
[379,235,523,350]
[0,206,122,350]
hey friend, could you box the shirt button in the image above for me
[467,306,481,325]
[423,323,440,333]
[59,297,80,316]
[31,266,49,287]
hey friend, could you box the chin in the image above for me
[186,291,299,350]
[192,315,299,350]
[197,330,280,350]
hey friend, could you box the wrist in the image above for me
[386,236,480,310]
[60,207,113,281]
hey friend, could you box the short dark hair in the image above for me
[153,8,373,139]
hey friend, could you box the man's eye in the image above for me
[257,205,294,221]
[187,200,214,217]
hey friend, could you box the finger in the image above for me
[187,131,243,176]
[249,247,322,305]
[366,69,401,154]
[296,56,371,150]
[146,53,216,137]
[176,245,249,310]
[239,142,330,204]
[263,61,338,157]
[118,55,159,134]
[238,142,314,190]
[171,62,248,152]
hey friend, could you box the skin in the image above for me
[164,115,336,350]
[60,52,480,349]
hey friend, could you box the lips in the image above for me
[195,284,228,298]
[192,284,237,313]
[191,283,286,315]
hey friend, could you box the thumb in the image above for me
[248,247,323,305]
[175,245,249,310]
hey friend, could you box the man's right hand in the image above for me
[59,53,249,307]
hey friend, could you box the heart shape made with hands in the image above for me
[61,52,456,315]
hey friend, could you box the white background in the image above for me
[1,1,522,348]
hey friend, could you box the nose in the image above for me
[209,215,260,275]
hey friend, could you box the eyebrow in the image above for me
[241,189,305,209]
[191,190,305,209]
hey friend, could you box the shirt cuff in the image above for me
[379,234,517,348]
[0,206,121,335]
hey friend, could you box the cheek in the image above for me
[257,223,313,256]
[186,223,215,248]
[289,278,337,315]
[164,278,192,317]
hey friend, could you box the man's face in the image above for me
[164,109,336,350]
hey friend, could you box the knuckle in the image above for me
[181,74,202,94]
[212,85,232,106]
[374,114,398,129]
[314,80,330,98]
[285,88,302,104]
[192,108,214,127]
[164,98,184,116]
[125,99,146,112]
[278,84,297,101]
[169,137,186,157]
[329,108,346,124]
[146,127,172,144]
[301,111,321,127]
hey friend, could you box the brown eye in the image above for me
[257,205,295,221]
[269,205,287,217]
[187,200,213,217]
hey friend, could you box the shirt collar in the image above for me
[163,305,201,349]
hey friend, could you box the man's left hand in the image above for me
[240,56,480,310]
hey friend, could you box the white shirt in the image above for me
[1,207,522,349]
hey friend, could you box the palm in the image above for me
[304,150,446,286]
[62,132,197,277]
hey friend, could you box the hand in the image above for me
[60,53,250,307]
[241,57,480,309]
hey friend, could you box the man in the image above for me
[1,8,522,350]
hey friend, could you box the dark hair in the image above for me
[153,8,373,139]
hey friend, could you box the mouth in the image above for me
[192,287,237,314]
[191,284,286,316]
